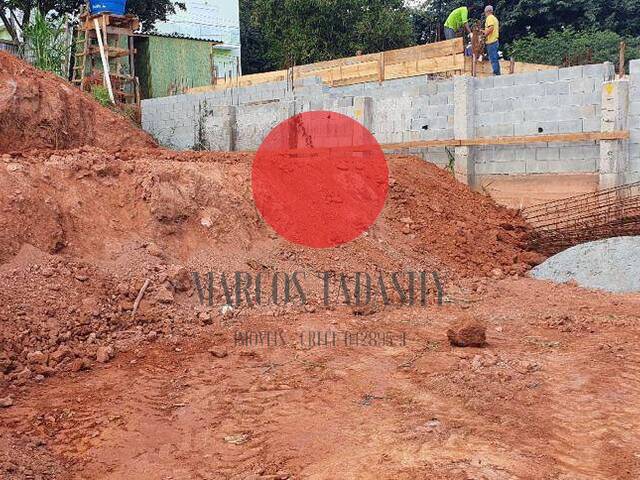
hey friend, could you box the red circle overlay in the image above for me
[252,111,389,248]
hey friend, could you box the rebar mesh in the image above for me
[522,181,640,254]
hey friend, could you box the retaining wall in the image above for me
[142,61,640,207]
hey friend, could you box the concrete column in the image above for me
[354,96,374,131]
[201,105,237,151]
[600,80,629,189]
[453,76,476,187]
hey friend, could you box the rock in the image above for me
[156,286,174,304]
[50,346,70,363]
[201,217,213,228]
[447,316,487,348]
[166,265,192,292]
[208,348,228,359]
[0,396,14,408]
[26,350,47,365]
[15,367,32,380]
[518,251,547,267]
[221,305,234,318]
[70,357,91,372]
[96,346,114,363]
[491,268,504,279]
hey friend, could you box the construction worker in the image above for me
[483,5,501,75]
[444,4,472,40]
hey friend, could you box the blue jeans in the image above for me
[486,41,501,75]
[444,27,456,40]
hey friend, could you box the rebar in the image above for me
[522,181,640,254]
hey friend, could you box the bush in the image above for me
[22,10,70,77]
[91,85,112,107]
[509,28,640,71]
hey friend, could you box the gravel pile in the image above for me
[531,236,640,293]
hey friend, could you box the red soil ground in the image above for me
[0,52,156,153]
[1,54,639,480]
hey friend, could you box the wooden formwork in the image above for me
[187,38,556,94]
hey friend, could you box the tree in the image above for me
[510,28,640,69]
[0,0,185,45]
[240,0,415,74]
[410,0,640,50]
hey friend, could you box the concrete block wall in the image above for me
[628,60,640,183]
[142,60,638,188]
[473,63,614,176]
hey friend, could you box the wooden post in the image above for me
[619,41,626,78]
[509,58,515,75]
[378,51,385,83]
[93,18,115,104]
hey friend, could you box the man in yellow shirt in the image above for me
[483,5,501,75]
[444,5,472,40]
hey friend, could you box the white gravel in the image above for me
[530,236,640,293]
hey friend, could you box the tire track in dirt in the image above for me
[545,344,640,479]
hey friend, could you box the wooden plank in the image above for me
[238,131,629,155]
[383,39,463,64]
[463,131,628,145]
[381,131,629,150]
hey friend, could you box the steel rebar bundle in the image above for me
[522,181,640,254]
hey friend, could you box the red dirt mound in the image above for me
[0,52,156,153]
[0,146,541,386]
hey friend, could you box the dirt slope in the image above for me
[0,146,540,387]
[0,52,156,152]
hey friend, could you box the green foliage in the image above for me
[240,0,415,74]
[409,0,640,51]
[510,28,640,69]
[91,84,111,107]
[0,1,185,45]
[22,9,69,76]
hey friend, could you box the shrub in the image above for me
[509,28,640,71]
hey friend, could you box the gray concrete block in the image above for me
[513,71,539,86]
[493,75,516,88]
[570,77,597,94]
[546,82,570,95]
[558,119,583,133]
[429,93,450,105]
[525,108,561,122]
[491,98,513,113]
[559,66,584,81]
[475,77,494,89]
[437,81,454,94]
[476,161,526,175]
[537,69,560,83]
[536,147,560,161]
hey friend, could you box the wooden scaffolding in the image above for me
[72,11,140,105]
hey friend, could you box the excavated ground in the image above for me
[1,53,640,480]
